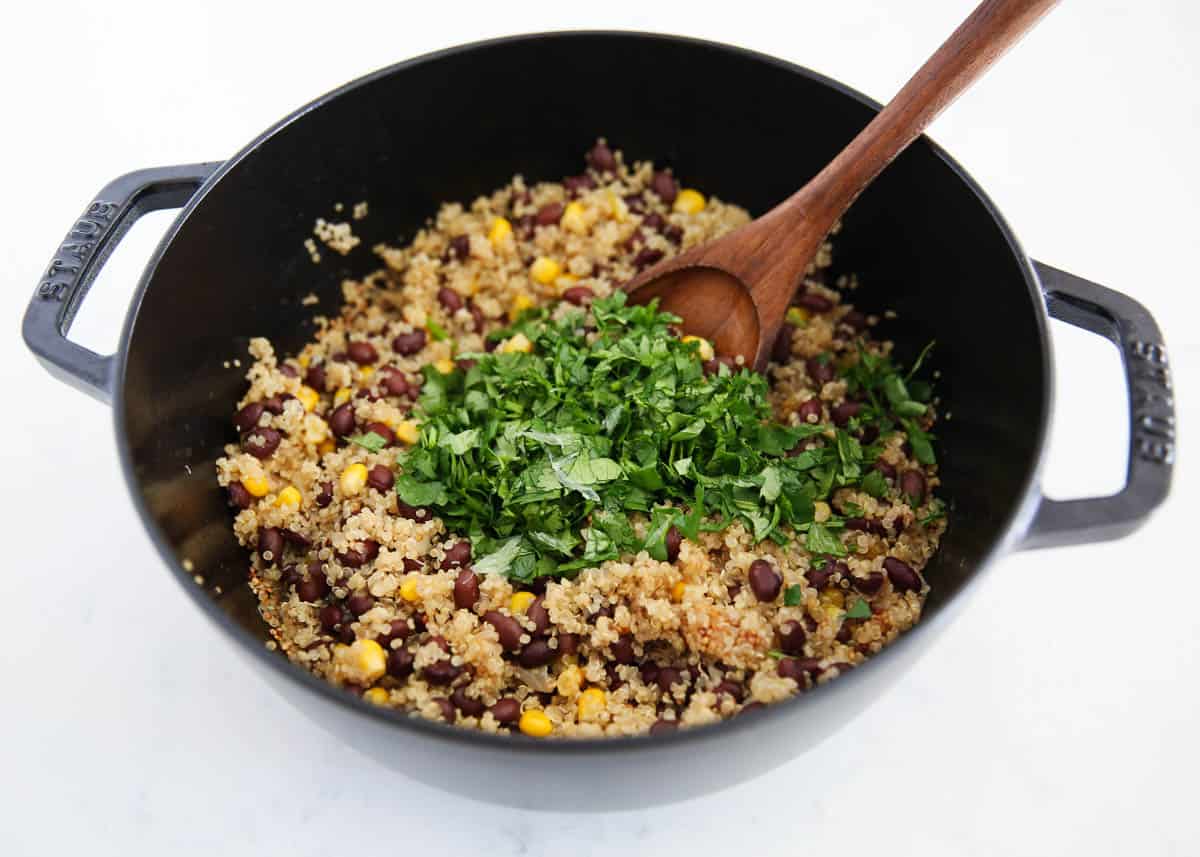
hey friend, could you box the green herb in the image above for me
[767,649,786,660]
[426,319,449,342]
[845,597,871,619]
[783,584,804,607]
[918,497,947,527]
[859,466,890,498]
[394,293,940,579]
[349,431,388,453]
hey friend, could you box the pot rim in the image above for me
[112,30,1053,756]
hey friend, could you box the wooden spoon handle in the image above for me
[772,0,1059,236]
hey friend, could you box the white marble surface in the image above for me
[2,2,1197,854]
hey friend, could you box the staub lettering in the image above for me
[36,199,118,302]
[1128,340,1174,465]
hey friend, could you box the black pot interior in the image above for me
[119,34,1047,654]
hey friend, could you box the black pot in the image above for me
[23,33,1175,810]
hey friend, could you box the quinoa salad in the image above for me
[216,140,947,739]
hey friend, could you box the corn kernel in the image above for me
[276,485,302,510]
[530,256,561,285]
[297,385,320,412]
[339,638,387,684]
[434,358,456,375]
[499,333,533,354]
[561,201,587,234]
[488,216,512,246]
[556,664,583,697]
[671,581,687,603]
[681,335,714,362]
[333,387,352,406]
[508,293,535,322]
[340,463,368,496]
[318,438,336,456]
[820,587,845,609]
[577,687,607,723]
[519,709,553,738]
[363,687,390,705]
[298,352,311,370]
[510,591,536,614]
[395,420,420,445]
[673,188,706,214]
[399,577,420,602]
[242,474,270,498]
[359,365,374,380]
[814,501,831,523]
[824,603,844,623]
[786,306,811,326]
[606,192,628,222]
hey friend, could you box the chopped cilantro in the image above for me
[845,597,871,619]
[783,584,804,606]
[349,431,388,453]
[394,293,941,579]
[426,319,449,341]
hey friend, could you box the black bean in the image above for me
[562,285,594,306]
[361,540,379,562]
[296,572,329,602]
[900,469,926,505]
[807,560,847,590]
[587,140,616,172]
[367,465,394,492]
[423,659,462,685]
[831,401,861,427]
[453,568,479,610]
[806,355,836,386]
[437,287,464,313]
[242,427,282,459]
[884,557,922,592]
[448,234,470,260]
[234,401,265,432]
[402,557,423,573]
[633,247,664,270]
[347,341,378,366]
[842,310,867,330]
[304,363,327,392]
[779,620,807,656]
[318,604,343,632]
[441,540,472,569]
[859,424,880,445]
[795,398,823,425]
[656,667,683,694]
[853,572,884,596]
[664,526,683,563]
[557,633,579,656]
[875,461,897,480]
[433,697,456,722]
[563,173,595,196]
[395,502,433,523]
[347,592,375,615]
[798,292,834,313]
[228,482,253,509]
[738,702,766,717]
[536,201,564,226]
[380,369,409,398]
[337,547,367,568]
[279,363,299,378]
[624,193,645,213]
[650,171,678,204]
[258,527,284,563]
[777,657,809,686]
[643,212,665,231]
[378,619,412,650]
[451,687,485,717]
[663,225,683,244]
[518,639,555,668]
[468,301,486,333]
[387,648,414,678]
[526,597,550,636]
[315,481,334,508]
[649,718,678,736]
[359,422,393,447]
[639,662,660,685]
[489,697,521,724]
[713,680,745,702]
[329,403,356,437]
[835,623,853,643]
[484,611,524,651]
[748,559,782,602]
[610,634,636,665]
[392,329,427,356]
[771,323,796,364]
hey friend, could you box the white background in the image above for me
[2,1,1196,854]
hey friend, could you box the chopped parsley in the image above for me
[844,597,871,620]
[783,584,804,607]
[426,319,449,342]
[394,293,939,581]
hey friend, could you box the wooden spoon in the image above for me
[625,0,1059,369]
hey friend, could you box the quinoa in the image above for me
[216,140,945,738]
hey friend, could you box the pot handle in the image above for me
[21,162,220,404]
[1020,261,1175,549]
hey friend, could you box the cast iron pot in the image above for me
[23,33,1176,810]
